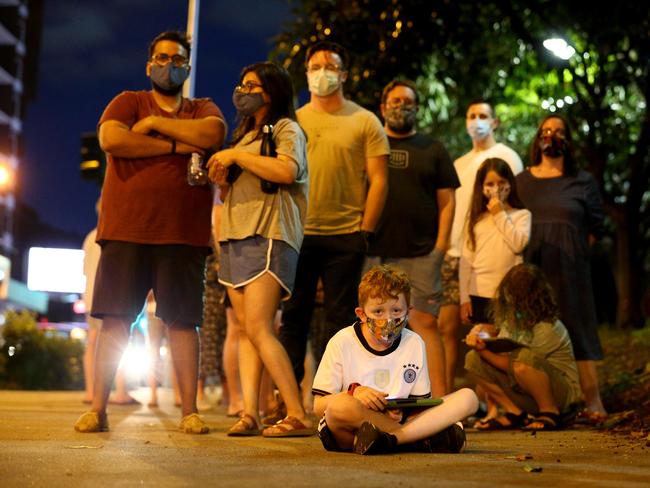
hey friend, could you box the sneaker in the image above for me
[352,422,398,455]
[74,411,109,433]
[179,413,209,434]
[414,422,466,453]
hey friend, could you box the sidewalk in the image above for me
[0,388,647,487]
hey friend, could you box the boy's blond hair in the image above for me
[358,265,411,308]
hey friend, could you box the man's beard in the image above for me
[151,80,183,96]
[388,122,414,134]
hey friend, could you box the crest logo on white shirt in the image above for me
[374,369,390,389]
[403,363,419,383]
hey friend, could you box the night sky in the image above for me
[21,0,294,242]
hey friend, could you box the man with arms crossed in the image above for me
[74,31,226,434]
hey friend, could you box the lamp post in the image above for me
[543,38,576,60]
[183,0,200,98]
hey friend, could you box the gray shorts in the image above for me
[218,236,298,300]
[365,247,444,316]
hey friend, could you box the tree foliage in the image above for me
[272,0,650,327]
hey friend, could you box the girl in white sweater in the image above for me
[459,158,531,325]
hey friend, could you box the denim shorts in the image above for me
[218,236,299,300]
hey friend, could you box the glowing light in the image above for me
[160,345,168,358]
[0,166,10,187]
[70,327,87,341]
[8,346,15,356]
[543,38,576,60]
[120,344,150,380]
[73,299,86,315]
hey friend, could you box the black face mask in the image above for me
[539,135,566,158]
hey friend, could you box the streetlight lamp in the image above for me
[543,38,576,60]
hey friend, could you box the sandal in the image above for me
[523,411,561,431]
[574,409,608,426]
[475,411,529,431]
[261,403,287,426]
[227,413,261,436]
[74,411,109,433]
[179,413,210,434]
[262,416,314,437]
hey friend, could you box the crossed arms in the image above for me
[99,115,226,158]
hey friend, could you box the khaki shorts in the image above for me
[440,254,459,306]
[464,347,581,413]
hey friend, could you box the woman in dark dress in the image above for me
[516,115,607,423]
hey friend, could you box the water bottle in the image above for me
[187,152,209,186]
[260,124,279,194]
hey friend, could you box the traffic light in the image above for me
[80,132,106,184]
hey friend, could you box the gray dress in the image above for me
[516,169,605,360]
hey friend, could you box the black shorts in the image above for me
[317,415,351,453]
[91,241,209,327]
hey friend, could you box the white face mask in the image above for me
[467,119,492,141]
[307,68,340,97]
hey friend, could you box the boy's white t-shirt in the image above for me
[312,323,431,399]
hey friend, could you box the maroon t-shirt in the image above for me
[97,90,223,246]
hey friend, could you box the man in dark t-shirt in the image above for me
[74,31,226,435]
[367,79,459,397]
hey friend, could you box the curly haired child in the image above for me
[464,263,581,430]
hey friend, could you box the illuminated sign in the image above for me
[27,247,85,293]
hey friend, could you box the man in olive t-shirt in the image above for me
[279,41,389,385]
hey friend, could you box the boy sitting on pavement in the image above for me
[312,265,478,454]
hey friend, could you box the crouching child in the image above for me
[312,265,479,454]
[464,263,582,430]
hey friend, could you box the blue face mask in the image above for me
[467,119,491,141]
[150,64,189,94]
[232,90,266,117]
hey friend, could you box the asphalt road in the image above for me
[0,389,647,487]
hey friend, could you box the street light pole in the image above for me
[184,0,200,98]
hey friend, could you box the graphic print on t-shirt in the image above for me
[374,369,390,389]
[389,149,409,169]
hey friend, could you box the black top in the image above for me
[369,133,460,258]
[516,168,605,360]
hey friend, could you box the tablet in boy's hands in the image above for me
[385,398,443,409]
[482,337,524,353]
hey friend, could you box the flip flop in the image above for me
[574,409,608,426]
[262,416,314,437]
[523,411,561,431]
[227,413,261,436]
[475,411,529,431]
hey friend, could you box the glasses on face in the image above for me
[385,98,416,109]
[540,127,566,138]
[150,53,189,67]
[307,63,341,73]
[234,81,264,94]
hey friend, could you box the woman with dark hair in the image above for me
[516,115,607,424]
[207,62,312,436]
